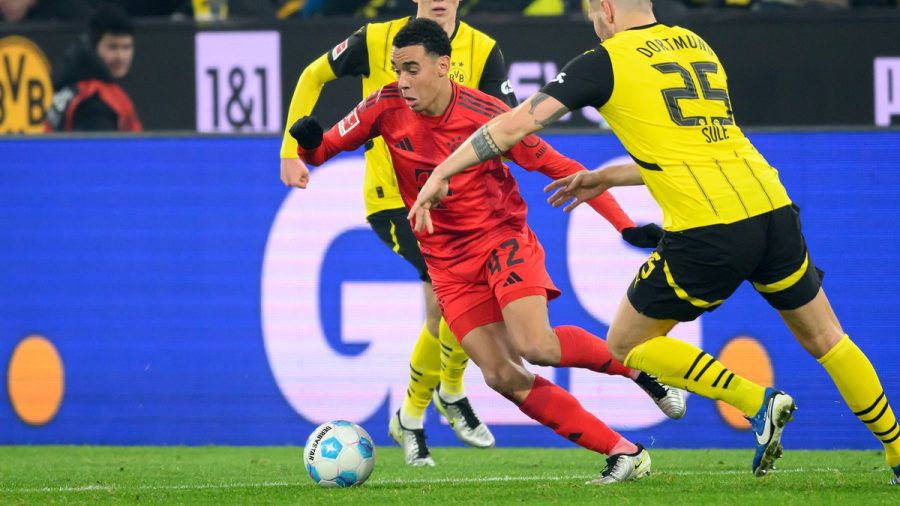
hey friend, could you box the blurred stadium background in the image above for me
[1,0,899,476]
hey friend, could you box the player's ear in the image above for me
[437,55,451,76]
[603,0,614,23]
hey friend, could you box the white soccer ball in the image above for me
[303,420,376,487]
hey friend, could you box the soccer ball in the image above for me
[303,420,375,487]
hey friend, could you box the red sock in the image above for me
[517,375,622,455]
[554,325,635,377]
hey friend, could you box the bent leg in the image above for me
[611,295,767,416]
[500,295,635,377]
[780,288,900,467]
[460,323,632,456]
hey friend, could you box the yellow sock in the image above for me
[818,336,900,467]
[437,318,468,397]
[625,336,766,416]
[401,323,441,420]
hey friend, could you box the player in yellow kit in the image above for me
[279,0,514,467]
[410,0,900,483]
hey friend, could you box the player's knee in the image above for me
[606,332,632,362]
[798,326,844,359]
[481,365,527,394]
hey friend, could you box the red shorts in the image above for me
[429,227,560,341]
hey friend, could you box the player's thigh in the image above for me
[749,204,824,313]
[607,293,679,360]
[460,322,532,394]
[500,295,558,364]
[367,208,430,281]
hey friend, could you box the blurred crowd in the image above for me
[1,0,897,24]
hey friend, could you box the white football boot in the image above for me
[589,444,652,485]
[388,410,435,467]
[633,372,687,419]
[432,385,495,448]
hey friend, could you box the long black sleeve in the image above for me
[478,44,517,108]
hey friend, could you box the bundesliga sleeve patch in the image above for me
[338,107,360,137]
[332,38,349,60]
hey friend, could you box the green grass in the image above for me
[0,446,895,504]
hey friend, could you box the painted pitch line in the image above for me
[0,467,878,494]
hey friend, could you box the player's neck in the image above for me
[416,11,457,38]
[421,81,454,117]
[616,13,657,33]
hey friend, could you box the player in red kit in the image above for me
[285,19,685,484]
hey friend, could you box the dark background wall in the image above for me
[2,11,900,131]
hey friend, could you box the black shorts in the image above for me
[367,208,430,282]
[627,204,823,322]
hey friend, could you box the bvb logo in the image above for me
[448,61,467,84]
[0,36,52,134]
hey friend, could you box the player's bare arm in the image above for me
[408,92,570,231]
[544,162,643,212]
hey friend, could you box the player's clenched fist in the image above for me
[280,157,310,189]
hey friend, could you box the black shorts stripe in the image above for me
[722,372,735,390]
[410,376,419,383]
[875,420,898,437]
[440,343,453,352]
[409,364,423,376]
[711,369,728,388]
[683,351,708,380]
[853,392,885,416]
[693,357,716,381]
[861,400,889,425]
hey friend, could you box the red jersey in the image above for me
[299,81,633,269]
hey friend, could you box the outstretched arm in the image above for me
[409,48,615,228]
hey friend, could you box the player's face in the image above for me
[392,45,451,114]
[588,0,615,41]
[414,0,460,23]
[96,33,134,80]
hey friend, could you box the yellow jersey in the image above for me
[281,17,514,216]
[543,23,791,231]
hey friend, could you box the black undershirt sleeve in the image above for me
[478,44,517,108]
[327,25,370,78]
[539,46,614,111]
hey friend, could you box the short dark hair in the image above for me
[89,3,134,48]
[392,18,451,58]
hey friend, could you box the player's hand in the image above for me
[543,170,609,212]
[407,175,449,234]
[289,116,324,150]
[621,223,664,248]
[281,157,310,189]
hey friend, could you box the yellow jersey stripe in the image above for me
[752,254,810,293]
[663,261,724,309]
[388,221,401,254]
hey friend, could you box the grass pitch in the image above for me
[0,446,895,504]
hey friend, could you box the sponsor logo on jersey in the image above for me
[338,107,359,136]
[332,38,349,60]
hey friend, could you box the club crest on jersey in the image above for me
[332,38,349,60]
[338,108,360,137]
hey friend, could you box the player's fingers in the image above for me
[424,209,434,234]
[546,187,571,207]
[562,198,585,213]
[543,177,571,193]
[407,202,421,223]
